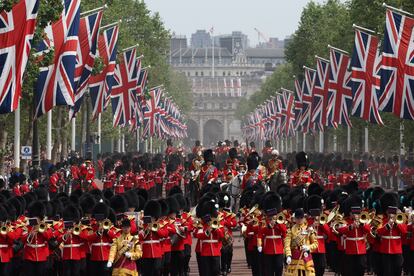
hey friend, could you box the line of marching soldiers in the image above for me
[237,177,414,276]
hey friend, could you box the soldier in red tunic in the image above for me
[241,153,263,190]
[192,140,203,155]
[290,151,313,187]
[262,140,273,163]
[199,149,218,186]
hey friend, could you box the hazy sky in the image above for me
[144,0,326,46]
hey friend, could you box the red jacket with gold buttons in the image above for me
[377,219,407,254]
[258,222,286,255]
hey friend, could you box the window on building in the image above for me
[195,71,198,76]
[201,71,204,76]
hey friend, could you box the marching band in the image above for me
[0,139,414,276]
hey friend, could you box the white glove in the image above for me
[257,246,262,253]
[286,256,292,265]
[125,252,132,258]
[301,245,310,252]
[106,261,112,268]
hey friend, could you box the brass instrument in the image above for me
[72,224,81,236]
[359,211,375,224]
[327,205,340,223]
[396,213,407,224]
[151,222,159,232]
[331,214,346,235]
[273,212,286,225]
[210,217,221,229]
[0,225,9,235]
[319,213,328,225]
[102,219,112,230]
[37,221,47,233]
[369,214,383,238]
[193,219,203,229]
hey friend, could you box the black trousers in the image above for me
[250,248,261,276]
[381,253,403,276]
[170,251,185,276]
[87,260,110,276]
[0,262,11,276]
[162,251,171,276]
[220,244,233,272]
[183,244,191,273]
[262,254,283,276]
[244,239,251,267]
[62,260,82,276]
[23,261,48,276]
[199,256,220,276]
[371,251,382,276]
[141,258,162,276]
[343,254,366,276]
[312,253,326,276]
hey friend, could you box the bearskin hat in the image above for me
[62,205,81,222]
[263,191,282,214]
[0,205,8,222]
[344,180,359,195]
[195,140,201,147]
[308,183,323,196]
[296,151,309,169]
[306,195,323,213]
[110,195,128,213]
[168,185,183,197]
[203,149,215,163]
[92,202,110,219]
[27,201,46,219]
[247,154,259,171]
[379,192,398,214]
[158,199,169,217]
[144,200,162,219]
[290,194,305,211]
[135,188,149,202]
[199,200,218,219]
[8,197,23,217]
[125,190,140,211]
[342,194,363,217]
[34,187,48,201]
[80,194,96,215]
[166,196,180,215]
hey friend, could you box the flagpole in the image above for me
[136,127,140,152]
[46,111,52,160]
[118,128,121,152]
[319,131,324,153]
[295,132,299,151]
[333,133,338,152]
[122,133,125,153]
[364,125,369,153]
[211,29,215,79]
[71,118,76,152]
[400,120,405,189]
[14,103,20,170]
[303,133,306,151]
[98,113,102,154]
[80,5,107,17]
[99,19,122,32]
[149,137,153,153]
[347,125,351,152]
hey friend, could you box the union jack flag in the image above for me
[281,89,296,137]
[351,28,383,125]
[326,47,353,127]
[300,66,316,133]
[0,0,39,114]
[311,56,330,130]
[111,47,138,127]
[136,67,148,107]
[89,25,119,120]
[142,87,162,138]
[294,78,303,131]
[379,9,414,120]
[130,56,144,130]
[34,0,80,118]
[69,10,103,119]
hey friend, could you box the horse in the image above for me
[267,169,288,192]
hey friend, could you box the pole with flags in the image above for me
[14,103,20,169]
[46,111,52,160]
[210,26,215,78]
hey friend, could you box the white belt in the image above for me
[382,236,400,240]
[0,244,8,248]
[265,235,282,239]
[91,242,111,246]
[142,240,160,244]
[247,232,254,235]
[202,240,218,243]
[346,237,365,241]
[63,243,83,248]
[317,236,325,239]
[27,243,46,248]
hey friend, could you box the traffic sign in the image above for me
[21,146,32,160]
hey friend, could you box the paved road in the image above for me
[188,232,338,276]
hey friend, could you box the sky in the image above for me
[144,0,327,47]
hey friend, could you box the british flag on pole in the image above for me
[89,24,119,119]
[326,46,353,127]
[142,86,162,138]
[34,0,80,118]
[110,47,138,127]
[70,9,103,119]
[300,66,316,133]
[311,56,330,130]
[0,0,39,114]
[281,88,296,137]
[378,8,414,120]
[350,27,383,125]
[293,78,303,131]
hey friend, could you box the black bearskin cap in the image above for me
[27,201,46,219]
[92,202,110,219]
[166,196,180,215]
[263,191,282,213]
[80,194,96,215]
[217,192,231,209]
[307,183,323,196]
[173,193,186,210]
[296,151,309,168]
[203,149,215,163]
[247,154,259,171]
[110,195,128,213]
[229,148,238,159]
[144,200,162,219]
[379,192,398,214]
[158,199,169,217]
[62,205,81,222]
[306,195,323,212]
[168,186,183,197]
[125,190,140,210]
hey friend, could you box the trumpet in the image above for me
[396,213,407,224]
[102,219,112,230]
[72,224,81,236]
[210,217,221,229]
[0,225,9,235]
[37,222,47,233]
[272,212,286,225]
[150,222,159,232]
[319,213,328,225]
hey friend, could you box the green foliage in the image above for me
[0,0,19,12]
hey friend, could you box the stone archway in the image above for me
[184,119,199,147]
[203,119,224,147]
